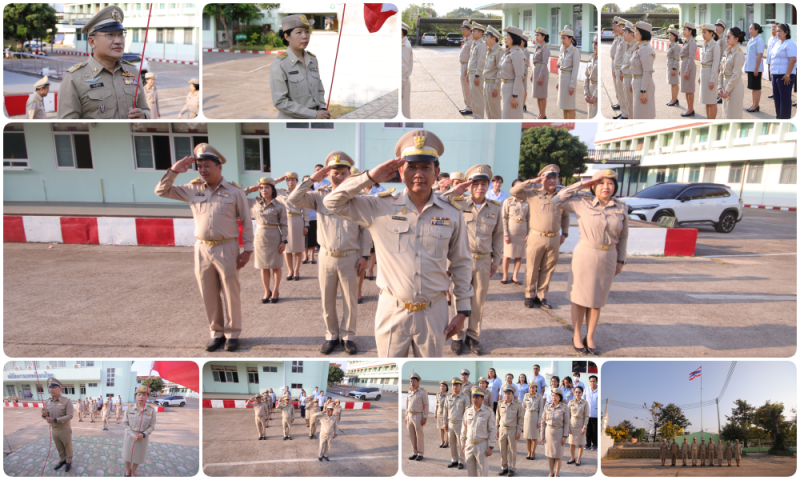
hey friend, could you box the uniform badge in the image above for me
[311,67,319,72]
[431,217,450,226]
[391,216,407,221]
[485,213,496,219]
[217,191,230,198]
[288,70,299,75]
[112,9,122,22]
[123,78,138,85]
[89,83,105,89]
[121,71,134,77]
[85,76,101,83]
[195,192,205,196]
[613,209,624,214]
[393,206,407,215]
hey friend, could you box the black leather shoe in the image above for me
[458,463,464,469]
[585,336,599,356]
[523,105,527,112]
[717,97,723,104]
[205,337,225,352]
[357,297,363,304]
[524,298,536,308]
[746,106,760,113]
[294,276,300,281]
[501,280,510,284]
[448,462,459,468]
[54,461,66,470]
[680,110,695,117]
[567,459,576,464]
[499,469,509,475]
[465,337,481,355]
[343,340,357,355]
[666,100,679,106]
[302,260,309,264]
[415,455,423,461]
[508,471,515,477]
[65,463,71,473]
[270,295,279,304]
[532,297,542,308]
[611,104,620,110]
[409,454,418,460]
[319,457,323,462]
[539,298,552,310]
[224,338,239,352]
[261,297,270,304]
[460,110,473,115]
[320,340,337,355]
[283,437,288,441]
[287,275,294,280]
[768,94,774,98]
[613,113,623,119]
[323,456,330,461]
[450,340,463,355]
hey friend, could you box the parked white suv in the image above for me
[619,183,743,233]
[348,387,381,401]
[152,395,187,407]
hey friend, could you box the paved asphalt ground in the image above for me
[202,391,397,477]
[601,453,797,477]
[408,45,591,120]
[3,56,199,119]
[3,209,795,358]
[599,39,797,120]
[400,407,597,477]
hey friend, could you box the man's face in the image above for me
[506,375,514,384]
[716,26,723,36]
[469,179,489,201]
[38,86,50,97]
[462,27,472,38]
[590,378,597,389]
[472,396,483,409]
[472,29,483,40]
[48,386,61,397]
[329,166,350,187]
[401,162,437,194]
[410,379,419,389]
[624,30,634,42]
[196,159,222,182]
[504,391,514,402]
[533,366,540,376]
[88,30,124,60]
[452,383,462,394]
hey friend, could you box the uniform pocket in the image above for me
[424,224,452,259]
[383,220,410,253]
[86,88,114,119]
[190,197,209,215]
[287,73,310,101]
[477,215,498,238]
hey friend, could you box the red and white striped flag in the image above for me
[364,3,398,33]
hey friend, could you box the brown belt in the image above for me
[470,439,488,445]
[590,81,597,84]
[633,74,642,78]
[197,237,237,246]
[530,229,556,237]
[533,62,542,66]
[579,239,614,251]
[383,290,446,312]
[323,249,358,258]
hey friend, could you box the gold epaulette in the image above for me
[231,181,242,189]
[190,177,204,184]
[378,190,393,197]
[454,196,465,201]
[616,198,626,205]
[449,197,462,211]
[121,59,135,66]
[307,51,316,57]
[67,62,86,73]
[490,199,501,206]
[277,52,288,59]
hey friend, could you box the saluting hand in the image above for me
[236,251,251,270]
[453,180,473,196]
[310,165,333,183]
[128,108,146,119]
[275,175,288,184]
[526,176,543,187]
[368,158,405,184]
[580,178,601,190]
[171,156,195,174]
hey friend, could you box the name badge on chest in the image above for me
[89,83,105,89]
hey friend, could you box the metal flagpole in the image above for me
[132,2,154,110]
[326,3,347,110]
[715,398,721,436]
[700,367,703,439]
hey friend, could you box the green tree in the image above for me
[402,3,438,35]
[3,3,58,48]
[141,377,164,394]
[659,421,682,440]
[203,3,279,47]
[518,126,588,182]
[647,402,665,435]
[605,425,627,442]
[658,403,691,431]
[725,399,755,446]
[618,420,635,436]
[720,422,749,445]
[601,4,621,13]
[328,365,345,385]
[634,428,647,442]
[754,401,788,451]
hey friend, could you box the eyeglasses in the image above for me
[92,30,127,39]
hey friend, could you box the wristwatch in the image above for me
[617,260,626,265]
[512,94,518,98]
[640,90,647,93]
[457,310,471,317]
[362,256,370,261]
[474,74,480,78]
[282,240,288,244]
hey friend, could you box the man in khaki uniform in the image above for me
[681,437,690,466]
[288,151,371,356]
[444,377,469,469]
[90,396,98,422]
[496,384,524,476]
[42,378,74,472]
[691,437,699,466]
[76,397,84,422]
[312,405,339,461]
[459,369,474,401]
[510,164,570,310]
[143,72,160,119]
[609,18,622,111]
[443,165,503,354]
[155,143,254,352]
[700,437,707,465]
[101,399,112,430]
[467,23,488,119]
[401,22,413,118]
[460,387,496,476]
[459,20,475,114]
[26,76,50,119]
[670,438,679,465]
[58,6,149,119]
[306,399,320,438]
[246,395,269,440]
[406,373,429,461]
[323,130,475,357]
[482,26,503,119]
[278,396,295,440]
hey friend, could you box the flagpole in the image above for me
[700,366,703,440]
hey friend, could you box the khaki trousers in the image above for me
[448,422,464,463]
[465,440,489,476]
[52,426,73,462]
[484,80,501,119]
[402,79,411,118]
[615,69,628,118]
[692,449,698,465]
[407,412,424,455]
[623,76,634,119]
[682,450,688,465]
[376,292,448,357]
[453,256,490,342]
[700,450,706,465]
[309,418,317,436]
[524,235,559,299]
[320,251,359,341]
[77,410,82,421]
[319,433,333,457]
[194,240,242,339]
[103,416,109,429]
[469,75,485,118]
[671,451,677,465]
[499,426,518,471]
[255,416,267,436]
[460,63,472,109]
[282,417,292,437]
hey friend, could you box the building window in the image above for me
[3,124,29,168]
[522,9,532,32]
[702,164,716,183]
[262,366,278,373]
[52,124,93,169]
[739,123,754,138]
[663,133,673,147]
[699,3,707,24]
[762,122,780,135]
[76,361,95,367]
[132,29,140,42]
[106,368,115,387]
[241,124,271,173]
[655,168,666,183]
[291,361,303,373]
[183,28,193,44]
[746,161,764,183]
[728,162,744,183]
[202,13,210,30]
[80,384,86,395]
[688,166,701,183]
[247,367,259,384]
[212,365,239,383]
[88,383,98,387]
[698,127,709,142]
[156,28,164,43]
[383,122,424,129]
[50,361,66,368]
[780,160,797,184]
[716,124,729,140]
[667,169,679,182]
[678,131,687,145]
[131,124,207,171]
[166,28,174,44]
[285,123,335,130]
[291,383,303,389]
[62,385,75,395]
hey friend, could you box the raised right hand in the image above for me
[453,180,473,196]
[368,157,405,184]
[310,165,332,183]
[171,156,195,173]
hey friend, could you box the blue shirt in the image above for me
[299,394,307,406]
[369,185,387,195]
[572,379,586,393]
[745,35,765,72]
[531,375,547,397]
[562,386,575,404]
[487,188,509,203]
[314,178,331,190]
[767,36,779,65]
[514,382,529,400]
[487,377,502,402]
[586,385,599,417]
[768,39,798,75]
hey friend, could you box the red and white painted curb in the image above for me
[202,399,371,410]
[204,48,286,55]
[560,225,697,257]
[744,204,797,211]
[4,402,165,412]
[651,39,702,60]
[50,50,197,65]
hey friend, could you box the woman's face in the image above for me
[551,378,558,387]
[778,26,787,40]
[683,27,691,39]
[286,177,298,190]
[560,35,570,47]
[286,27,311,50]
[772,24,778,35]
[593,37,598,52]
[504,33,512,47]
[726,31,736,47]
[749,24,757,37]
[488,369,496,379]
[635,29,642,42]
[440,384,447,393]
[596,178,616,200]
[536,32,545,44]
[624,30,634,42]
[259,184,273,200]
[702,28,712,41]
[575,389,582,400]
[136,392,147,403]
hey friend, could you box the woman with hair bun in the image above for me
[499,26,527,119]
[718,27,746,118]
[666,29,682,107]
[531,27,551,119]
[698,23,722,119]
[555,27,581,119]
[629,22,656,119]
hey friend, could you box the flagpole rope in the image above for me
[33,363,52,477]
[326,4,346,110]
[132,3,154,110]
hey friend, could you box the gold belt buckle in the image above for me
[517,220,524,224]
[404,302,427,312]
[329,252,345,258]
[601,245,610,251]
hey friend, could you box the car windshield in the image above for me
[632,184,686,200]
[355,388,370,392]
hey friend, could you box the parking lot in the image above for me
[202,392,397,476]
[2,209,795,358]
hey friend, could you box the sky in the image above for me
[602,361,797,434]
[573,122,600,148]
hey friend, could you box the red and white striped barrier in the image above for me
[204,48,286,55]
[744,204,797,211]
[651,39,702,60]
[202,399,371,409]
[560,225,697,257]
[4,402,166,412]
[4,93,59,116]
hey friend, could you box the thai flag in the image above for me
[689,367,702,380]
[364,4,398,33]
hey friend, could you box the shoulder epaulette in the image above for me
[378,190,392,197]
[307,51,316,57]
[278,52,288,60]
[454,196,465,201]
[121,59,135,66]
[190,177,204,184]
[419,387,427,392]
[516,399,521,403]
[231,181,242,189]
[67,62,86,73]
[490,199,501,206]
[616,199,626,205]
[448,196,462,211]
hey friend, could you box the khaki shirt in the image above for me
[91,401,98,413]
[670,442,679,454]
[276,189,310,226]
[680,39,698,73]
[509,184,570,236]
[178,91,199,119]
[523,393,544,416]
[44,395,74,428]
[499,46,526,97]
[503,195,530,238]
[483,44,503,81]
[402,37,413,82]
[496,399,524,430]
[552,181,629,262]
[621,41,638,75]
[691,441,699,453]
[248,196,288,242]
[314,412,339,436]
[716,443,725,455]
[249,401,268,417]
[568,398,590,428]
[323,172,475,310]
[630,42,656,86]
[719,46,745,93]
[460,404,497,449]
[122,404,157,438]
[666,42,680,71]
[660,443,670,456]
[482,390,494,410]
[270,49,326,119]
[700,40,721,77]
[435,392,447,416]
[468,37,487,76]
[681,442,690,453]
[278,400,295,420]
[406,387,429,419]
[443,193,502,256]
[460,36,475,63]
[26,92,47,119]
[614,38,629,69]
[700,442,708,454]
[154,170,255,252]
[144,85,160,119]
[460,381,474,401]
[610,34,620,61]
[532,43,550,82]
[542,402,569,430]
[288,178,371,255]
[558,44,582,89]
[584,53,598,97]
[443,391,470,426]
[58,55,150,119]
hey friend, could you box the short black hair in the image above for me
[779,23,792,39]
[492,175,503,183]
[669,31,683,44]
[315,164,324,169]
[533,364,540,369]
[589,375,598,381]
[191,83,200,91]
[260,183,278,200]
[551,375,560,385]
[751,22,763,35]
[575,386,584,393]
[402,28,408,36]
[553,392,563,402]
[573,372,580,377]
[685,26,697,38]
[508,32,523,46]
[438,172,450,180]
[591,177,618,197]
[639,29,651,41]
[279,28,296,47]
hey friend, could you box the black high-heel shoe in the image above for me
[746,106,760,113]
[270,293,280,304]
[262,290,272,304]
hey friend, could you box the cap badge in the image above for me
[414,135,426,148]
[112,9,122,22]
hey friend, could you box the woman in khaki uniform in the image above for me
[724,441,733,466]
[666,29,682,106]
[584,36,598,118]
[502,180,528,285]
[178,79,199,119]
[680,23,698,116]
[275,172,309,281]
[478,377,494,410]
[734,439,742,466]
[116,395,123,424]
[567,387,590,466]
[435,380,449,448]
[532,28,550,119]
[122,386,157,477]
[499,26,526,119]
[555,28,581,119]
[718,27,746,119]
[522,35,531,112]
[660,439,669,466]
[716,439,725,466]
[630,22,657,119]
[523,383,544,460]
[699,24,722,119]
[541,388,570,477]
[245,177,288,303]
[620,23,637,119]
[552,169,629,356]
[143,73,160,119]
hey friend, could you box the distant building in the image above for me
[135,376,195,395]
[202,361,329,398]
[3,360,137,402]
[678,3,796,43]
[343,361,399,392]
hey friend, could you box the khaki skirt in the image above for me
[504,232,527,258]
[122,433,151,464]
[734,447,741,459]
[722,79,744,119]
[681,60,696,93]
[566,242,618,309]
[254,226,283,269]
[632,76,656,119]
[436,412,446,429]
[699,67,716,104]
[502,81,524,119]
[285,215,306,254]
[523,411,540,440]
[568,421,586,446]
[544,425,565,458]
[557,71,577,110]
[668,66,680,85]
[533,65,549,98]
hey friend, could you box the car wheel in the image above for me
[180,402,185,407]
[375,395,381,401]
[652,211,673,224]
[714,212,737,233]
[163,402,169,407]
[360,395,366,400]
